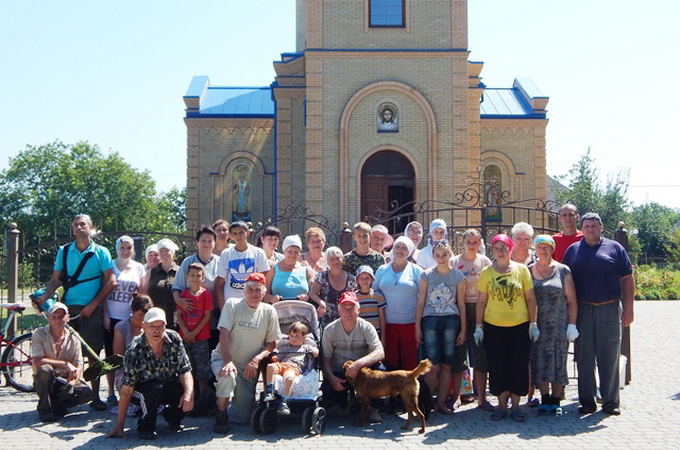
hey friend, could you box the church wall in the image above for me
[186,118,275,232]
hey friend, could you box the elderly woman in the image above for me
[257,225,284,268]
[212,219,230,255]
[265,235,315,303]
[510,222,536,266]
[416,219,447,269]
[144,244,160,271]
[172,226,221,349]
[475,234,538,422]
[300,227,327,272]
[103,236,147,405]
[309,246,357,325]
[404,221,424,262]
[374,236,424,370]
[370,224,394,258]
[530,235,579,415]
[146,238,180,328]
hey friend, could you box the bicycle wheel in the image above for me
[2,333,35,392]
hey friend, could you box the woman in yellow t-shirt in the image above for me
[475,234,538,422]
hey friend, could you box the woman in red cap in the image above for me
[474,234,538,423]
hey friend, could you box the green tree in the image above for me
[554,148,630,230]
[630,202,680,261]
[0,141,186,245]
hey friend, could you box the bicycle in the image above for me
[0,302,35,392]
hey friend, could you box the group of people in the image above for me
[30,203,634,438]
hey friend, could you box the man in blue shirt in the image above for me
[37,214,116,411]
[563,212,634,416]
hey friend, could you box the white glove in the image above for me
[473,324,484,345]
[529,322,540,342]
[566,324,579,342]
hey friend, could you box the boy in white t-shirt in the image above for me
[215,221,269,310]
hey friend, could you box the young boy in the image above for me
[355,265,386,342]
[343,222,386,274]
[176,263,214,396]
[214,221,269,310]
[264,322,319,416]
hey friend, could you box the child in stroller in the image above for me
[264,321,319,415]
[251,300,327,434]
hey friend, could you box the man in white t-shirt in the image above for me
[214,221,269,310]
[210,273,280,433]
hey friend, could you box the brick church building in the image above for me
[183,0,549,233]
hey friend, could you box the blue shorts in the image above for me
[420,315,461,366]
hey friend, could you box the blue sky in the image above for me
[1,0,679,209]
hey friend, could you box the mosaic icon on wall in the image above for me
[232,164,252,222]
[377,103,398,132]
[484,165,502,222]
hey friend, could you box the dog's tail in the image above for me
[409,359,432,379]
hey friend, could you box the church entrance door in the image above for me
[361,151,414,234]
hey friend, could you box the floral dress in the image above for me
[530,263,570,385]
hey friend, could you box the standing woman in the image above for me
[530,235,579,415]
[404,221,424,263]
[146,238,180,328]
[103,236,147,405]
[265,235,315,303]
[309,246,357,325]
[415,240,466,414]
[144,244,160,271]
[172,226,221,349]
[475,234,539,422]
[416,219,447,269]
[374,236,424,370]
[510,222,536,266]
[451,229,494,411]
[257,225,284,268]
[300,227,327,272]
[212,219,230,255]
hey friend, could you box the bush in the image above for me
[634,265,680,300]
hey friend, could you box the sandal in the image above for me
[537,403,550,415]
[478,401,495,412]
[510,410,527,422]
[550,404,563,416]
[527,398,540,408]
[490,408,506,421]
[435,404,454,415]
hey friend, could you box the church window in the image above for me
[369,0,405,27]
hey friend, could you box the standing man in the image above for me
[552,203,583,262]
[563,212,634,416]
[106,307,194,440]
[214,221,269,311]
[32,303,94,422]
[36,214,116,411]
[211,272,280,433]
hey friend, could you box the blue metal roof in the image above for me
[480,88,533,117]
[193,87,274,117]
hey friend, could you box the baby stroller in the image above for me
[250,300,327,435]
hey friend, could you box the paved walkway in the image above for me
[2,301,679,449]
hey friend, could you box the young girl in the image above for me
[264,322,319,415]
[450,229,494,411]
[415,240,466,414]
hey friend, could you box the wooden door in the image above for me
[361,176,388,221]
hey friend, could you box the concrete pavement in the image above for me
[2,300,679,449]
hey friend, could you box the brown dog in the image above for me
[343,359,432,433]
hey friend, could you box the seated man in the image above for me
[107,307,194,440]
[321,291,385,421]
[32,302,94,422]
[211,272,281,433]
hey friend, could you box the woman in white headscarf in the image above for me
[404,221,424,262]
[416,219,448,269]
[373,236,424,371]
[265,234,315,304]
[145,238,180,328]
